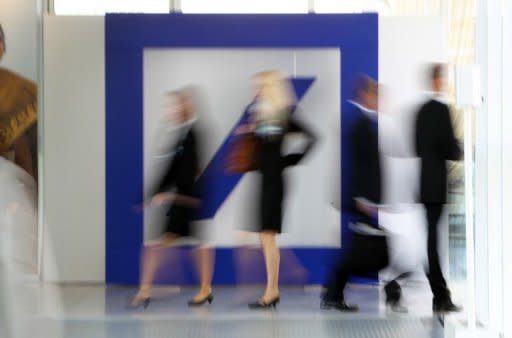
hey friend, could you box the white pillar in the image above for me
[474,0,490,328]
[501,1,512,337]
[37,0,47,281]
[485,0,504,333]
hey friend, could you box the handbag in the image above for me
[226,133,261,173]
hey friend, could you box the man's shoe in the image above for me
[321,299,359,312]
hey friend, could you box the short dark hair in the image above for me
[431,63,444,81]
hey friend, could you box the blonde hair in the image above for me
[253,70,295,112]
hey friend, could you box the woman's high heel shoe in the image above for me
[188,293,214,307]
[248,296,280,310]
[131,293,151,309]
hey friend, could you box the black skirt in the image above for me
[163,204,193,237]
[257,135,285,233]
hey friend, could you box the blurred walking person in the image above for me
[234,71,315,309]
[414,64,462,313]
[322,75,406,312]
[132,88,214,308]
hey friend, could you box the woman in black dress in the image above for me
[238,71,315,309]
[132,89,214,308]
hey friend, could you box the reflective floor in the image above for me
[27,317,441,338]
[2,282,464,338]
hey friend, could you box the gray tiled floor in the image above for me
[26,317,439,338]
[3,283,456,338]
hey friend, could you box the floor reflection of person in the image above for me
[132,89,214,308]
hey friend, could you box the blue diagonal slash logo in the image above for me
[194,77,315,220]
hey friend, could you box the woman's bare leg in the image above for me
[260,231,280,302]
[133,234,177,304]
[191,245,215,301]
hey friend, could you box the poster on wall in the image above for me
[106,13,378,284]
[143,48,341,247]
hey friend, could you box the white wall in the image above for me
[0,0,38,80]
[481,0,508,335]
[42,16,105,282]
[42,15,446,282]
[502,2,512,336]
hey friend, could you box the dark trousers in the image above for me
[424,203,450,301]
[323,258,347,301]
[324,216,389,301]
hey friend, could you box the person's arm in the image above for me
[283,116,317,167]
[234,124,254,135]
[150,131,201,208]
[290,116,317,155]
[141,140,180,208]
[151,192,200,207]
[134,125,176,209]
[135,169,176,210]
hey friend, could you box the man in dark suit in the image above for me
[415,64,462,313]
[322,76,405,312]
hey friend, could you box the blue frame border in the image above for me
[106,13,378,284]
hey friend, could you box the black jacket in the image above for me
[415,99,461,204]
[350,109,381,209]
[153,127,199,197]
[282,116,317,167]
